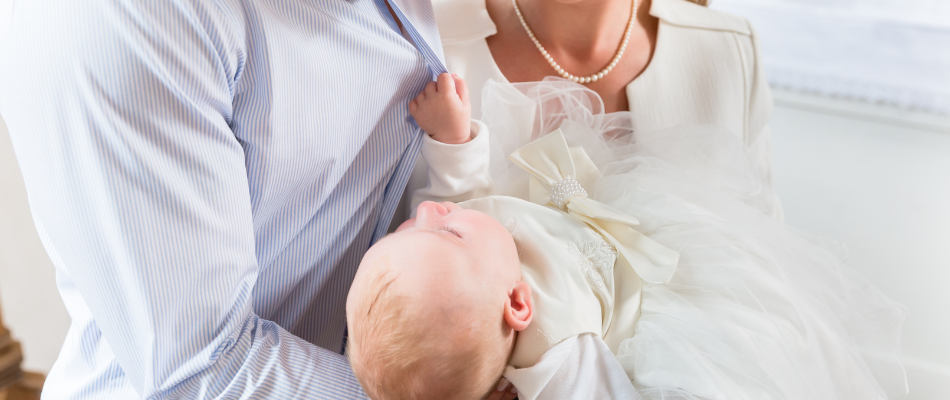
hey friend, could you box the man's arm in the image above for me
[0,1,364,398]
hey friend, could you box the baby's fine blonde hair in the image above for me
[348,269,509,400]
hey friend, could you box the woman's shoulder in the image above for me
[432,0,497,44]
[650,0,752,36]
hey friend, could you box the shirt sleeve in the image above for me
[0,1,365,398]
[410,120,493,216]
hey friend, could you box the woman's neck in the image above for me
[486,0,659,112]
[516,0,639,60]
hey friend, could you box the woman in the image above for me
[403,0,907,398]
[410,0,781,219]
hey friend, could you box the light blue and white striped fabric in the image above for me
[0,0,445,398]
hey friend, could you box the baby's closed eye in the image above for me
[441,226,462,238]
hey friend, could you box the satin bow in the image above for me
[509,130,679,284]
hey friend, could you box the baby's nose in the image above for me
[417,201,449,218]
[440,201,461,212]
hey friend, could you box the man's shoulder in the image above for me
[651,0,751,35]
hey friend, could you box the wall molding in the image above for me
[772,87,950,135]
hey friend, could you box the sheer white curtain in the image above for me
[711,0,950,115]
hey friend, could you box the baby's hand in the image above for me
[408,72,472,145]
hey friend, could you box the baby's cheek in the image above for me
[395,218,416,232]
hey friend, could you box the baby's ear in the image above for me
[504,281,533,331]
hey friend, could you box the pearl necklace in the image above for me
[511,0,638,84]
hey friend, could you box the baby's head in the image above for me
[346,201,532,399]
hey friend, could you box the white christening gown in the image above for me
[479,79,907,400]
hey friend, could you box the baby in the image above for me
[346,74,676,400]
[346,73,532,399]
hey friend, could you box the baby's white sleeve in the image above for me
[410,120,493,217]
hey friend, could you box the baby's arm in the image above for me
[408,73,492,215]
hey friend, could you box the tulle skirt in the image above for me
[478,78,908,400]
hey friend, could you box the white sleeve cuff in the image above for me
[420,119,489,165]
[411,120,493,216]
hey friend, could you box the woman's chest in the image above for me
[485,36,653,113]
[445,22,749,138]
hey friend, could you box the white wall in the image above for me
[769,89,950,400]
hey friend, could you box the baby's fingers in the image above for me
[409,90,427,113]
[453,73,469,106]
[423,80,438,97]
[436,72,456,98]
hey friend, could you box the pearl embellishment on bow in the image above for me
[550,178,588,209]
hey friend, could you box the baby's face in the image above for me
[353,201,521,307]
